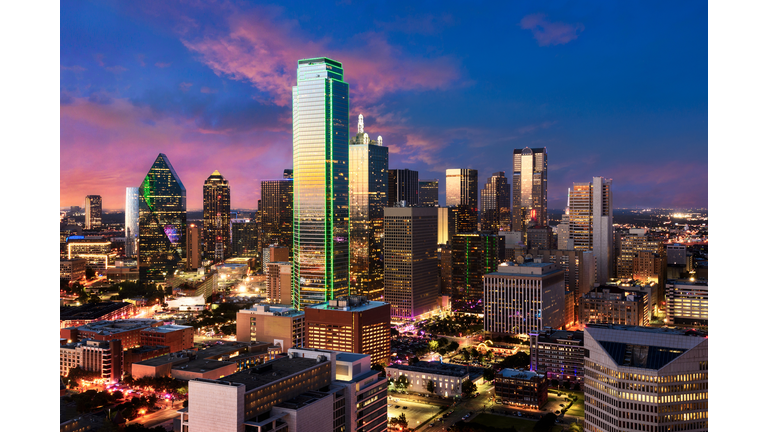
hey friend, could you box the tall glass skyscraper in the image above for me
[349,114,389,300]
[125,187,139,257]
[261,177,293,254]
[138,153,187,282]
[203,170,231,262]
[480,172,511,232]
[292,57,349,309]
[512,147,547,231]
[84,195,102,230]
[569,177,613,284]
[418,179,439,207]
[445,168,478,232]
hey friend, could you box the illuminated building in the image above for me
[84,195,102,230]
[236,304,305,350]
[437,207,456,245]
[349,114,388,300]
[439,245,452,296]
[261,177,293,255]
[61,319,160,349]
[580,286,649,326]
[66,236,116,270]
[388,169,418,207]
[557,191,573,250]
[446,168,478,231]
[418,179,439,207]
[618,229,664,280]
[483,261,565,336]
[231,218,258,257]
[527,225,553,249]
[385,361,471,398]
[186,223,202,270]
[138,153,187,282]
[292,57,349,309]
[512,147,547,231]
[304,296,391,366]
[494,369,548,409]
[480,172,511,232]
[383,207,439,319]
[665,280,708,326]
[583,324,708,432]
[529,329,585,384]
[569,177,613,284]
[263,245,289,275]
[60,258,86,281]
[125,187,139,257]
[59,302,137,329]
[267,262,293,304]
[451,232,500,300]
[203,170,231,262]
[60,339,122,382]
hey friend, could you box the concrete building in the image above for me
[666,244,689,269]
[580,286,649,327]
[186,222,202,271]
[583,324,708,432]
[665,280,708,326]
[305,296,391,366]
[483,261,565,337]
[530,329,585,384]
[60,258,87,281]
[385,361,471,398]
[569,177,613,284]
[262,245,289,276]
[494,369,548,409]
[618,229,661,279]
[60,339,122,382]
[236,304,306,350]
[61,319,161,349]
[527,225,553,249]
[384,207,439,319]
[139,324,194,353]
[84,195,102,230]
[60,302,137,329]
[66,237,116,270]
[267,262,292,304]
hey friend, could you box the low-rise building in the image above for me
[385,361,470,398]
[60,258,87,281]
[236,304,305,350]
[580,286,649,326]
[494,369,548,409]
[66,237,117,270]
[60,302,137,329]
[60,319,160,349]
[665,280,708,326]
[60,339,123,383]
[140,324,194,353]
[529,329,585,384]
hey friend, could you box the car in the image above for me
[403,407,408,410]
[560,404,564,407]
[395,405,400,409]
[517,412,522,417]
[429,423,435,427]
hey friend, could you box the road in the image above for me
[125,401,183,430]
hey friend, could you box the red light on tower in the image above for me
[531,209,537,222]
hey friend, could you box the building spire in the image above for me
[377,135,383,146]
[358,113,364,134]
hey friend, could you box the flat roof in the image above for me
[336,353,367,363]
[215,357,329,391]
[537,330,584,345]
[274,390,329,410]
[498,369,544,380]
[387,361,469,378]
[585,323,707,337]
[67,319,159,334]
[308,300,388,313]
[60,302,133,320]
[142,324,193,333]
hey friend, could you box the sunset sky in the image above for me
[60,0,707,211]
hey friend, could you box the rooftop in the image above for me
[60,302,133,321]
[585,323,707,337]
[216,357,330,391]
[498,369,544,381]
[536,330,584,345]
[142,324,193,334]
[274,390,329,410]
[307,296,387,313]
[67,319,159,334]
[387,361,470,378]
[336,353,367,363]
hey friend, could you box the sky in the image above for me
[60,0,707,211]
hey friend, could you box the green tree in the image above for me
[483,368,496,383]
[85,267,96,280]
[533,413,557,432]
[461,379,477,397]
[429,340,439,352]
[88,293,102,304]
[426,380,436,394]
[395,375,410,390]
[447,341,459,351]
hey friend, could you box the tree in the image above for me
[447,341,459,351]
[371,363,385,375]
[563,381,572,390]
[426,380,436,394]
[429,340,439,352]
[408,356,420,365]
[88,293,101,304]
[533,413,557,432]
[461,379,477,397]
[483,368,496,383]
[85,267,96,280]
[573,383,581,392]
[395,375,410,390]
[390,413,408,429]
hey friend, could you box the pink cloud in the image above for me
[200,86,218,94]
[105,65,128,73]
[155,62,172,68]
[179,82,193,92]
[520,14,584,46]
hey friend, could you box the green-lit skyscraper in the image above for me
[138,153,187,282]
[292,57,350,309]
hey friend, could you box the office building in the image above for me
[437,207,456,245]
[61,319,160,349]
[494,369,548,409]
[268,262,293,304]
[231,219,259,257]
[483,261,565,336]
[140,324,195,353]
[385,361,471,398]
[439,245,452,296]
[388,169,419,207]
[665,280,708,326]
[349,114,388,300]
[59,302,137,329]
[446,169,478,230]
[84,195,102,230]
[138,153,187,282]
[292,57,349,309]
[583,324,708,432]
[384,207,439,319]
[580,286,649,326]
[418,179,439,207]
[480,172,511,232]
[66,237,116,270]
[125,187,139,257]
[666,244,689,269]
[261,177,293,254]
[60,339,122,382]
[186,222,202,270]
[529,329,585,384]
[527,225,553,249]
[236,304,306,350]
[451,233,500,300]
[203,170,231,262]
[304,296,391,366]
[60,258,87,282]
[618,229,663,280]
[512,147,547,231]
[569,177,613,285]
[263,245,289,274]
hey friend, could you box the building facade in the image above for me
[203,170,231,262]
[231,219,259,257]
[446,169,479,230]
[292,57,349,309]
[388,169,418,207]
[125,187,139,257]
[261,178,293,256]
[418,179,439,207]
[512,147,547,231]
[235,305,306,350]
[60,339,122,382]
[186,222,202,270]
[451,233,500,300]
[385,362,470,398]
[569,177,613,285]
[665,280,708,326]
[267,262,293,304]
[580,286,649,327]
[494,369,548,409]
[529,329,585,384]
[480,172,511,232]
[84,195,102,230]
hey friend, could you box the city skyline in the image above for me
[60,1,707,211]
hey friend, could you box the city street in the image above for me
[125,402,183,430]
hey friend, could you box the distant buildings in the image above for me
[418,179,439,207]
[494,369,548,409]
[480,171,511,232]
[580,286,649,326]
[235,304,306,350]
[84,195,102,230]
[512,147,547,231]
[125,187,139,257]
[231,218,259,257]
[583,324,708,432]
[569,177,613,284]
[203,170,231,262]
[59,302,136,329]
[451,232,500,300]
[260,176,293,255]
[446,169,479,230]
[60,339,122,382]
[60,258,86,282]
[388,169,418,207]
[138,153,187,282]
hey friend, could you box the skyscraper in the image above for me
[203,170,230,262]
[138,153,186,282]
[569,177,613,284]
[480,172,511,232]
[451,232,500,300]
[231,218,259,257]
[125,187,139,257]
[349,114,389,300]
[84,195,102,230]
[384,207,439,319]
[512,147,547,230]
[418,179,439,207]
[445,169,478,231]
[292,57,349,309]
[388,169,419,207]
[186,222,201,270]
[261,177,293,254]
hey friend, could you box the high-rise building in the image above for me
[618,229,662,279]
[349,114,388,300]
[388,169,419,207]
[569,177,613,284]
[529,329,585,385]
[292,57,349,309]
[186,223,202,270]
[583,324,708,432]
[445,169,478,230]
[384,207,439,319]
[261,177,293,255]
[84,195,102,230]
[483,261,565,336]
[231,218,259,257]
[480,172,511,232]
[125,187,139,257]
[202,170,231,262]
[580,286,649,326]
[418,179,439,207]
[512,147,547,230]
[138,153,186,282]
[437,207,457,245]
[304,296,391,366]
[235,304,305,349]
[267,262,293,305]
[451,233,500,300]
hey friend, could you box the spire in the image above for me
[363,133,369,145]
[377,136,383,146]
[212,170,221,176]
[358,113,364,134]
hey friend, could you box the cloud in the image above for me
[179,82,193,92]
[137,54,146,67]
[155,62,172,68]
[200,86,218,94]
[520,14,584,46]
[517,121,558,134]
[61,65,86,72]
[94,53,105,67]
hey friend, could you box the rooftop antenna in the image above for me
[363,133,369,145]
[377,135,383,146]
[358,113,364,134]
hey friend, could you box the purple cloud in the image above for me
[520,14,584,46]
